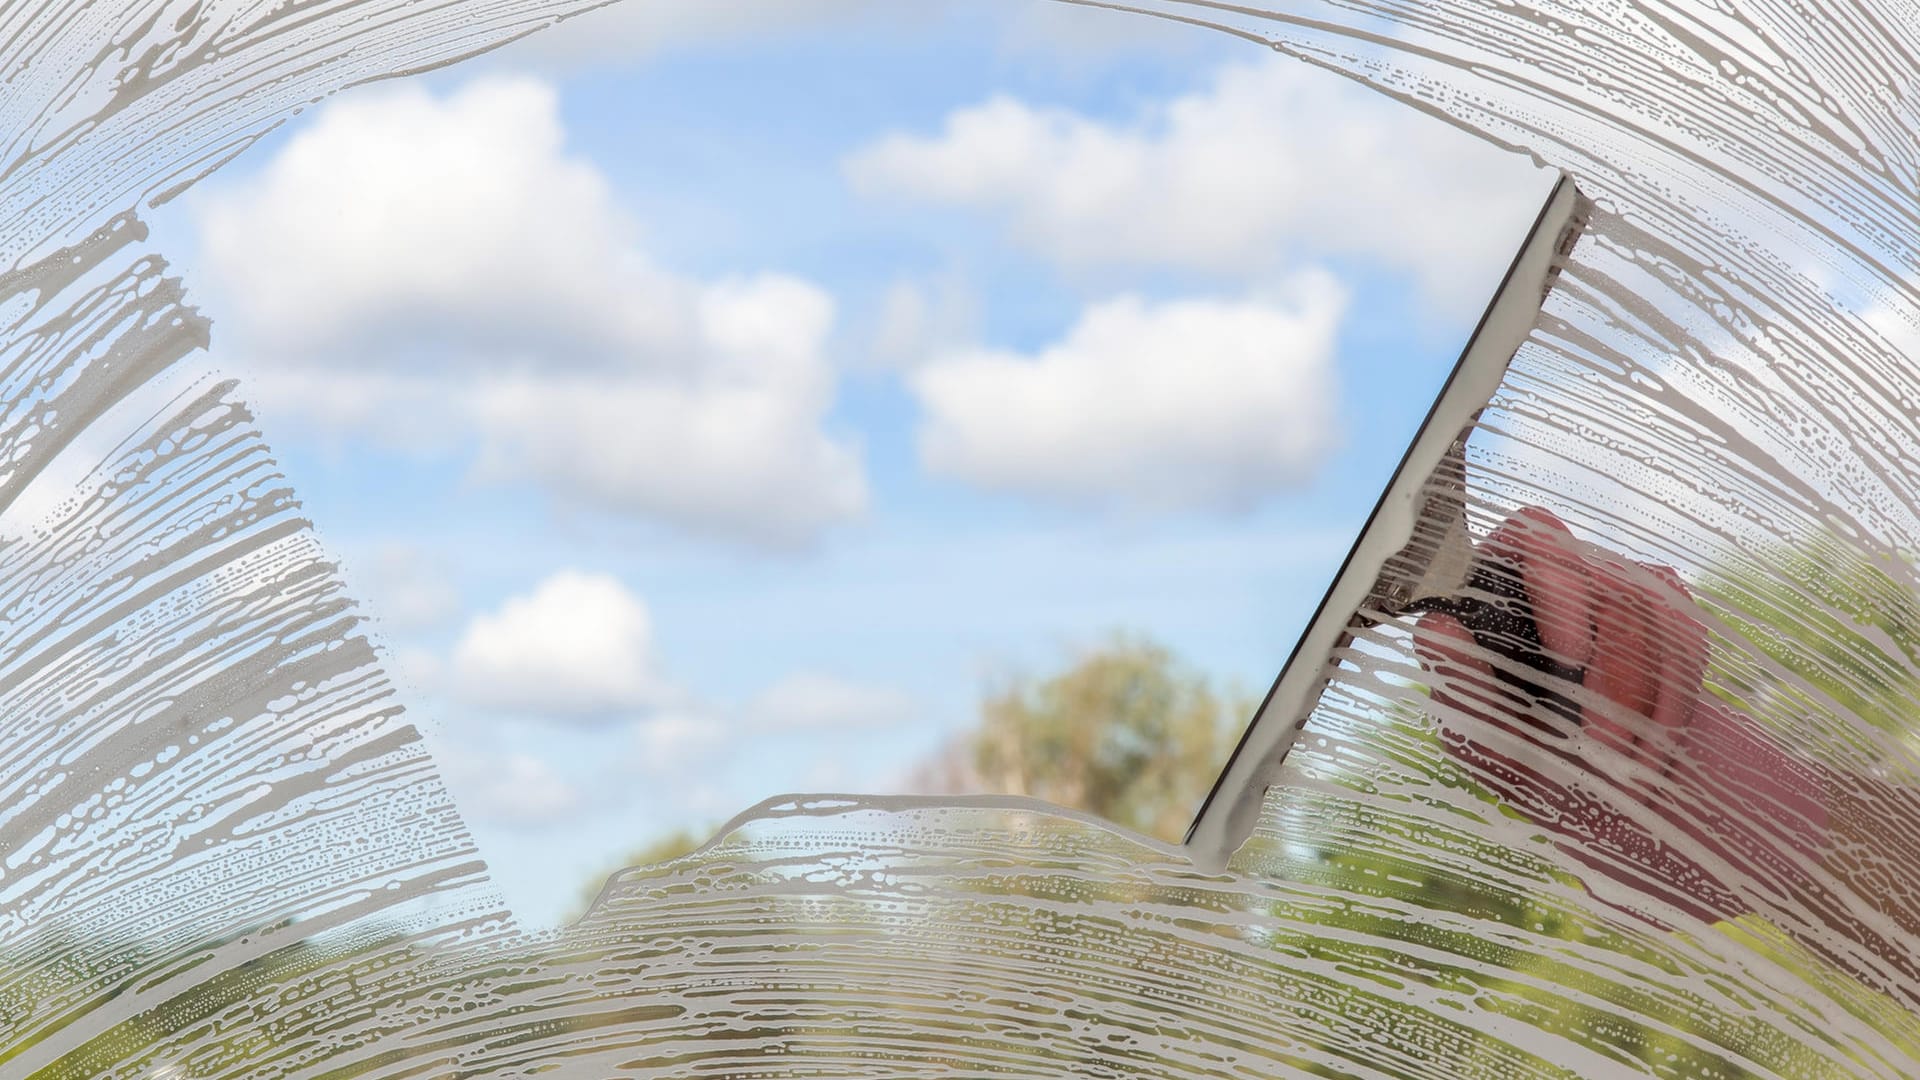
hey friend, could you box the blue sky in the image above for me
[145,0,1552,924]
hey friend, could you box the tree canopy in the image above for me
[955,633,1248,841]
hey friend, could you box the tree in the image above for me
[1702,529,1920,745]
[570,828,708,923]
[965,633,1249,841]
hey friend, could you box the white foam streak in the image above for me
[6,0,1920,1074]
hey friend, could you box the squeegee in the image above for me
[1183,173,1592,872]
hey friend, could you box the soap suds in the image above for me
[3,0,1918,1074]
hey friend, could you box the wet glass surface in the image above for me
[2,0,1918,1074]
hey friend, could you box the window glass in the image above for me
[134,1,1548,920]
[2,0,1916,1075]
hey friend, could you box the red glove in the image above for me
[1412,507,1828,926]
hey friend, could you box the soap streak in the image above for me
[3,0,1920,1073]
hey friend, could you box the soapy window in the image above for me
[3,0,1919,1075]
[128,2,1549,923]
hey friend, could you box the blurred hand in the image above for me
[1409,507,1827,921]
[1412,506,1709,782]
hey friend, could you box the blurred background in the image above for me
[143,0,1550,925]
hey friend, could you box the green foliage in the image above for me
[966,633,1248,840]
[44,623,1920,1076]
[1701,530,1920,741]
[571,827,709,923]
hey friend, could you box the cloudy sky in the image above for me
[148,0,1551,924]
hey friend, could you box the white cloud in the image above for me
[911,273,1345,511]
[450,571,667,718]
[195,76,865,546]
[995,0,1230,64]
[437,747,585,825]
[488,0,894,72]
[464,273,866,544]
[479,0,1205,76]
[1864,300,1920,362]
[201,77,638,364]
[869,276,979,369]
[631,711,729,776]
[465,373,866,543]
[845,59,1548,311]
[356,545,462,632]
[385,644,447,701]
[742,672,916,732]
